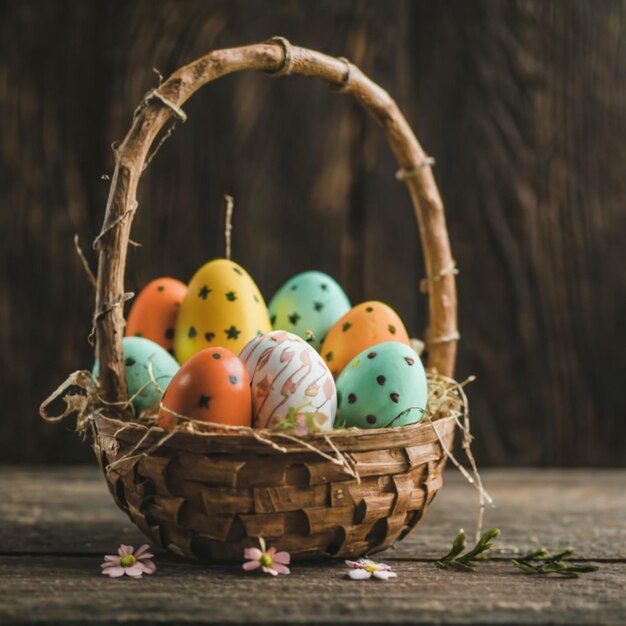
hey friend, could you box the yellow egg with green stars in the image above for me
[174,259,271,364]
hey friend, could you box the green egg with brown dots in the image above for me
[335,341,427,429]
[268,271,351,351]
[92,337,179,415]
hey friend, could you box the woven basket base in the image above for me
[93,414,455,561]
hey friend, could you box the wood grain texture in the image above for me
[1,0,625,464]
[1,558,624,625]
[407,1,626,465]
[1,467,625,625]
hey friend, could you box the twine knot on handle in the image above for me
[264,36,294,76]
[136,88,188,123]
[330,57,352,92]
[420,259,459,294]
[396,156,436,181]
[39,370,98,436]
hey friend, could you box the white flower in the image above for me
[345,558,398,581]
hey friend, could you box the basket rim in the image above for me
[94,411,456,456]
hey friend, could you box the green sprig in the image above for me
[436,528,501,572]
[512,548,599,579]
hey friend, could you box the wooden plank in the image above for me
[1,466,625,624]
[0,556,623,625]
[393,468,626,560]
[0,466,146,553]
[1,467,625,562]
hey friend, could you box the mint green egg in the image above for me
[93,336,179,415]
[335,341,427,429]
[268,271,351,351]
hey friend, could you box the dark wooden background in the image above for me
[1,0,624,466]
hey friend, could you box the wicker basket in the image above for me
[87,39,459,561]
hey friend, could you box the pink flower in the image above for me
[293,412,310,436]
[101,544,156,578]
[345,558,397,581]
[242,537,290,576]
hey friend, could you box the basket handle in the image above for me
[94,38,458,405]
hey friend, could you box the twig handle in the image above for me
[94,39,458,405]
[224,195,234,261]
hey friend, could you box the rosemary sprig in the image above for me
[436,528,501,572]
[512,548,599,579]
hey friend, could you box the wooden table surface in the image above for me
[1,466,624,625]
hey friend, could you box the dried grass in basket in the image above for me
[41,38,465,561]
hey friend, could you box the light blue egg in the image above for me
[268,271,351,350]
[335,341,427,429]
[93,337,179,414]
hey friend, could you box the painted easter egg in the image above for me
[239,330,337,432]
[158,347,251,431]
[335,341,427,429]
[92,337,179,415]
[268,271,351,351]
[174,259,272,364]
[125,277,187,354]
[320,301,411,377]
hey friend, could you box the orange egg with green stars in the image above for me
[174,259,271,364]
[320,301,411,377]
[125,277,187,354]
[158,347,251,430]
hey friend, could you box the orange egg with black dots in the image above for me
[158,347,251,431]
[126,277,187,354]
[320,301,411,377]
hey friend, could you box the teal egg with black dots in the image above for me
[268,271,351,351]
[92,336,179,415]
[335,341,427,429]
